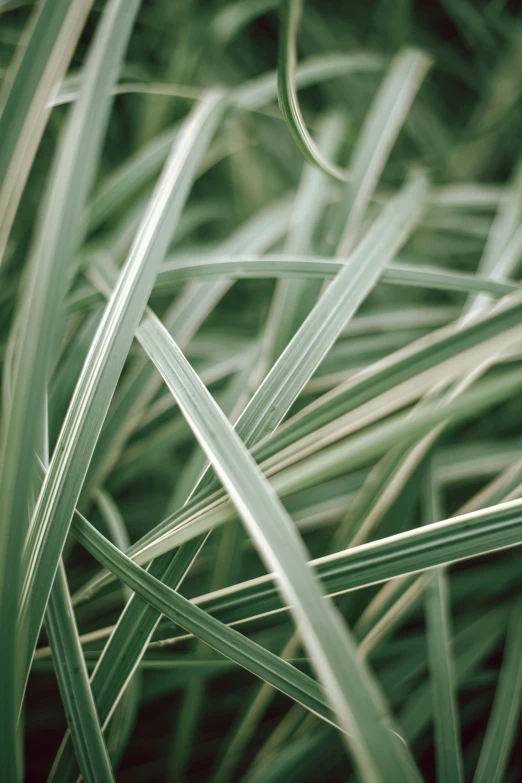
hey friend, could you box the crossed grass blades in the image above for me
[1,0,522,781]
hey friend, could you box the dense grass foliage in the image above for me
[1,1,522,781]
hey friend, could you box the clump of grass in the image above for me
[1,0,522,781]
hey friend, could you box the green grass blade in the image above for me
[41,412,115,783]
[277,0,347,181]
[127,298,422,779]
[177,496,522,631]
[86,126,179,233]
[136,364,522,564]
[0,0,140,773]
[463,157,522,319]
[51,50,385,111]
[95,491,130,554]
[400,609,509,745]
[154,255,519,299]
[71,509,518,781]
[93,490,141,767]
[18,90,226,704]
[0,0,94,264]
[331,47,431,256]
[255,293,522,467]
[165,357,261,780]
[233,174,428,449]
[62,459,522,659]
[473,597,522,783]
[423,471,464,783]
[64,258,417,775]
[48,200,294,782]
[213,633,302,783]
[6,3,522,778]
[71,517,341,729]
[83,198,291,499]
[262,113,345,367]
[45,561,114,783]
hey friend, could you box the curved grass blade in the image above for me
[329,47,432,256]
[68,258,520,313]
[46,48,384,253]
[473,597,522,783]
[255,292,522,468]
[83,197,292,499]
[0,0,95,264]
[86,126,179,233]
[462,156,522,320]
[48,199,294,782]
[66,504,521,777]
[72,234,422,775]
[400,610,509,747]
[171,129,343,775]
[94,490,141,768]
[72,511,421,782]
[154,254,520,298]
[62,459,522,656]
[213,632,303,783]
[0,0,141,772]
[136,363,522,564]
[175,495,522,631]
[164,361,260,782]
[41,422,115,783]
[18,90,226,707]
[233,174,428,449]
[52,51,384,113]
[46,562,115,783]
[73,515,341,727]
[214,419,510,779]
[110,291,423,778]
[423,472,464,783]
[261,113,345,368]
[96,491,132,601]
[277,0,347,182]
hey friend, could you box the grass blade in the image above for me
[46,562,114,783]
[7,3,522,778]
[473,597,522,783]
[154,254,520,298]
[49,200,294,782]
[83,198,291,499]
[56,460,522,657]
[109,314,423,781]
[330,47,431,256]
[41,412,115,783]
[0,0,94,264]
[233,174,428,448]
[0,0,140,772]
[177,496,522,631]
[119,362,522,567]
[18,90,226,705]
[277,0,347,181]
[72,513,341,728]
[423,470,464,783]
[262,113,345,367]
